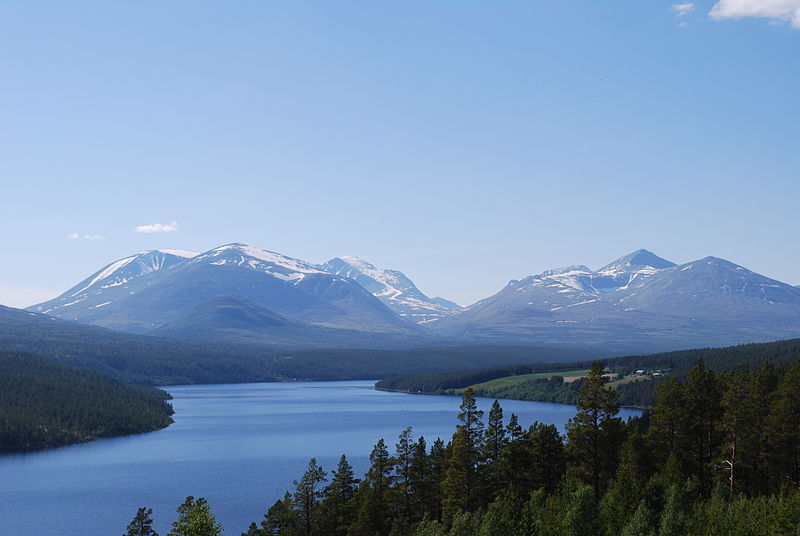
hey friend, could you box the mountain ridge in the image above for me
[26,246,800,352]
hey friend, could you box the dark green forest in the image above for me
[377,338,800,407]
[0,351,174,452]
[0,306,602,385]
[0,306,596,384]
[126,360,800,536]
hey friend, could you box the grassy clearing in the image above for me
[607,375,651,389]
[456,369,591,394]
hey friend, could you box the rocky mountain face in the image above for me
[320,256,460,324]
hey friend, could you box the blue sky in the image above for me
[1,0,799,308]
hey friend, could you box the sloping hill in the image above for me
[0,351,174,452]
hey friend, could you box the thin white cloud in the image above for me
[68,232,104,240]
[672,3,697,17]
[710,0,800,28]
[134,221,179,233]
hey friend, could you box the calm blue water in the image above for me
[0,381,641,535]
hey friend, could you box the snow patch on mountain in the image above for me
[194,244,324,283]
[320,256,460,323]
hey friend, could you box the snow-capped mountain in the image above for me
[31,244,419,338]
[429,249,800,351]
[320,256,460,324]
[593,249,677,291]
[33,249,199,318]
[27,245,800,352]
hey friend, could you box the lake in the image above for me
[0,380,641,535]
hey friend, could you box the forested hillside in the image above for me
[376,338,800,407]
[0,306,597,384]
[127,360,800,536]
[0,351,174,453]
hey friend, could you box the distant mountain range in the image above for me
[27,245,800,352]
[428,249,800,350]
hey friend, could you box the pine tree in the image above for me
[480,400,507,499]
[293,458,327,536]
[241,522,262,536]
[124,507,159,536]
[745,362,778,495]
[566,361,624,494]
[262,492,298,536]
[428,438,448,519]
[349,438,396,536]
[527,422,566,495]
[409,436,431,521]
[442,389,485,520]
[647,377,685,462]
[506,413,523,442]
[768,360,800,488]
[681,360,722,497]
[395,427,416,523]
[482,400,507,465]
[320,454,360,535]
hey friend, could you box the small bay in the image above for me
[0,380,641,536]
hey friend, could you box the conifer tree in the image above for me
[619,501,651,536]
[442,389,485,520]
[262,492,298,536]
[427,438,448,518]
[241,522,261,536]
[349,438,396,536]
[480,400,507,499]
[293,458,326,536]
[409,436,431,521]
[124,507,159,536]
[395,427,416,522]
[321,453,360,535]
[768,360,800,488]
[482,400,507,465]
[681,360,722,496]
[506,413,523,441]
[168,496,222,536]
[566,361,624,494]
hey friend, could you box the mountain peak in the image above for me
[538,265,593,278]
[320,256,460,323]
[598,249,676,274]
[197,244,324,278]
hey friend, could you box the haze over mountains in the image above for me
[27,245,800,352]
